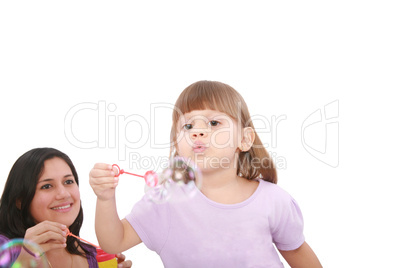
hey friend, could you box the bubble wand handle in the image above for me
[112,164,144,178]
[112,164,158,187]
[66,230,100,249]
[121,170,144,178]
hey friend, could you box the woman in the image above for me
[0,147,132,267]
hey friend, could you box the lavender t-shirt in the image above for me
[126,180,305,268]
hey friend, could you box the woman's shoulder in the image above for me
[81,242,97,253]
[79,243,98,267]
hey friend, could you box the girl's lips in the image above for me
[193,142,207,153]
[193,146,206,153]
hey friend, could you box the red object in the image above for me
[96,248,116,262]
[112,164,158,186]
[112,164,144,178]
[144,170,158,187]
[66,229,99,248]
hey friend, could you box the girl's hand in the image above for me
[89,163,118,201]
[23,221,68,253]
[116,253,133,268]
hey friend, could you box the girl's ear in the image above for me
[239,127,255,152]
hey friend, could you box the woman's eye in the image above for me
[65,179,75,185]
[209,120,220,127]
[40,184,52,190]
[184,124,193,130]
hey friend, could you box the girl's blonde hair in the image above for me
[170,80,277,184]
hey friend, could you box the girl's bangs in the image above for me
[173,81,243,121]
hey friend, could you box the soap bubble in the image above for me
[0,239,49,268]
[145,157,202,204]
[144,183,171,204]
[162,157,202,194]
[144,170,158,187]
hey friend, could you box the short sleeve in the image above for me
[125,196,170,253]
[80,243,98,268]
[271,194,305,251]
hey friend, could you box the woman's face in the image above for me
[30,157,81,227]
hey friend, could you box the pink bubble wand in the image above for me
[66,229,99,248]
[112,164,158,187]
[66,230,119,260]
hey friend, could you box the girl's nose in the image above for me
[190,121,209,138]
[192,132,206,138]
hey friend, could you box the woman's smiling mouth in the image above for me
[51,203,72,211]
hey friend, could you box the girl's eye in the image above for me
[184,124,193,130]
[209,120,220,127]
[40,184,52,190]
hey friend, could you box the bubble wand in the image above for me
[66,230,119,267]
[112,164,158,187]
[112,158,202,204]
[66,229,99,248]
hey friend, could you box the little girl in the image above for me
[89,81,322,267]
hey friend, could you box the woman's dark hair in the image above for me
[0,147,94,258]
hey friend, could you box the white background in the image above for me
[1,1,401,267]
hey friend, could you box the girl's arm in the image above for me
[279,242,322,268]
[90,163,142,253]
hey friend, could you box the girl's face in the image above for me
[30,157,80,227]
[176,109,242,172]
